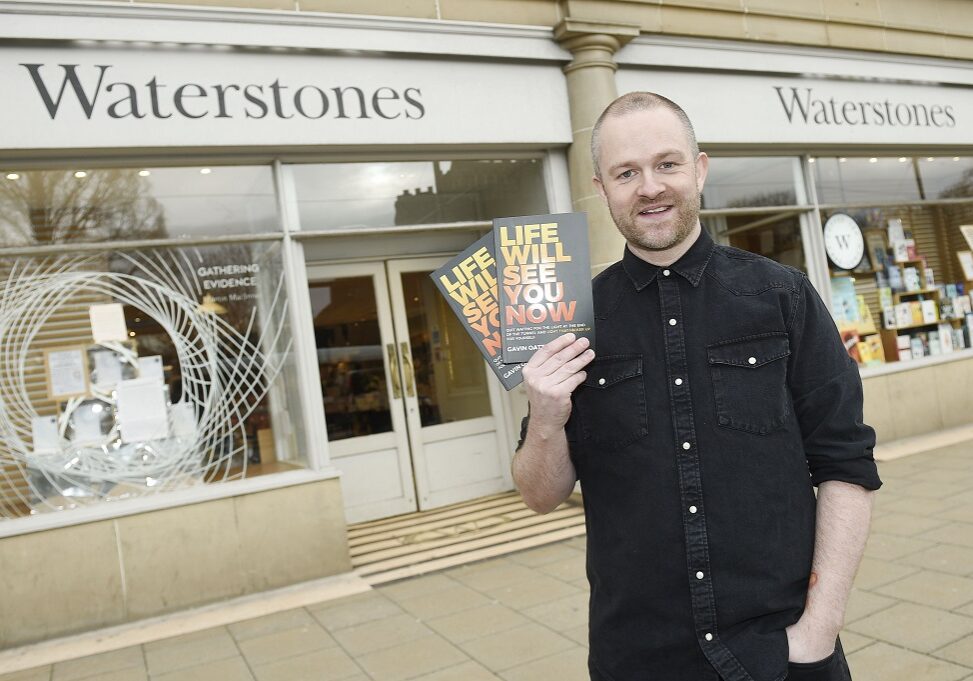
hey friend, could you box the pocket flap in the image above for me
[582,355,642,389]
[707,334,790,369]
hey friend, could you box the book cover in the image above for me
[903,267,921,292]
[830,277,859,326]
[495,212,595,364]
[865,334,885,364]
[887,265,904,292]
[938,323,954,354]
[430,234,525,390]
[921,299,938,324]
[895,303,913,328]
[910,302,924,325]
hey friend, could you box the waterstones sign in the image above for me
[1,46,571,150]
[617,69,973,146]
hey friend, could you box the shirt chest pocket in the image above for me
[574,355,648,450]
[707,333,791,436]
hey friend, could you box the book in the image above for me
[830,277,859,326]
[910,302,924,325]
[895,303,913,328]
[495,212,595,364]
[430,234,525,390]
[921,299,938,324]
[929,331,941,356]
[887,218,905,244]
[910,336,925,359]
[892,240,909,263]
[878,286,893,310]
[887,265,904,292]
[903,267,922,292]
[856,295,877,333]
[939,323,954,354]
[883,306,896,329]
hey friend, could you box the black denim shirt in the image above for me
[518,229,881,681]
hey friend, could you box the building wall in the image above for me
[0,478,351,648]
[101,0,973,61]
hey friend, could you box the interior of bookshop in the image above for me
[702,154,973,368]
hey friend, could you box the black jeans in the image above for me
[786,638,852,681]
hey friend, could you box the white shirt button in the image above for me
[696,571,704,579]
[705,633,713,642]
[598,378,606,385]
[689,505,697,513]
[669,318,677,326]
[748,356,757,365]
[682,442,691,450]
[674,378,683,386]
[663,269,671,276]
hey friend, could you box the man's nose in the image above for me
[636,172,665,199]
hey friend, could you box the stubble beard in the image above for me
[611,190,701,252]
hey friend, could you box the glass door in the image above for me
[309,258,512,522]
[387,257,510,510]
[308,262,416,523]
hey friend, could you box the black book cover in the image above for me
[495,212,595,364]
[429,234,525,390]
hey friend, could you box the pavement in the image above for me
[3,441,973,681]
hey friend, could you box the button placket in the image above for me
[658,273,736,678]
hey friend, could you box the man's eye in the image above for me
[660,162,676,170]
[618,170,636,180]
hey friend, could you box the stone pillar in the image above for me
[555,19,639,274]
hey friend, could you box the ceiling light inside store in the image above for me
[138,170,150,177]
[129,331,136,337]
[926,157,935,162]
[74,171,87,178]
[954,157,961,161]
[839,157,847,163]
[808,158,816,163]
[898,157,908,162]
[869,158,878,163]
[5,173,19,180]
[200,168,212,175]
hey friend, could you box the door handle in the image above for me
[386,343,402,399]
[400,342,416,398]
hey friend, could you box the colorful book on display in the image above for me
[494,212,595,364]
[430,235,525,390]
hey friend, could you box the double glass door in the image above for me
[309,258,510,523]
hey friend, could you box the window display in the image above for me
[0,242,301,519]
[817,156,973,366]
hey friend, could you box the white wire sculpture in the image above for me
[0,249,291,518]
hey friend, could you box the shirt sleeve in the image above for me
[787,275,882,490]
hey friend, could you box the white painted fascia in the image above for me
[0,0,570,62]
[618,35,973,87]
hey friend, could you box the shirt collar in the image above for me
[621,227,715,291]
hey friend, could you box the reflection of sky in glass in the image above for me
[293,162,438,230]
[144,166,278,237]
[702,157,800,209]
[290,159,548,231]
[916,156,973,198]
[813,157,921,204]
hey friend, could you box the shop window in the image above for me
[812,156,922,204]
[815,156,973,369]
[0,241,304,519]
[701,156,808,273]
[290,158,548,231]
[0,165,279,247]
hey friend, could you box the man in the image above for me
[512,92,881,681]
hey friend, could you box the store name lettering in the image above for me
[774,86,956,128]
[20,64,426,121]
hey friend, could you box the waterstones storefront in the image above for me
[1,4,972,647]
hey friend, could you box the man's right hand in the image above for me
[522,333,595,436]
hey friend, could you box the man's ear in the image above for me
[592,175,608,203]
[695,152,710,193]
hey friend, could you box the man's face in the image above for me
[593,108,709,253]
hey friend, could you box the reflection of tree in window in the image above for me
[938,168,973,199]
[0,169,166,246]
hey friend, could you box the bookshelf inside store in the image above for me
[826,208,973,367]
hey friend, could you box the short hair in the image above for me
[591,92,699,180]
